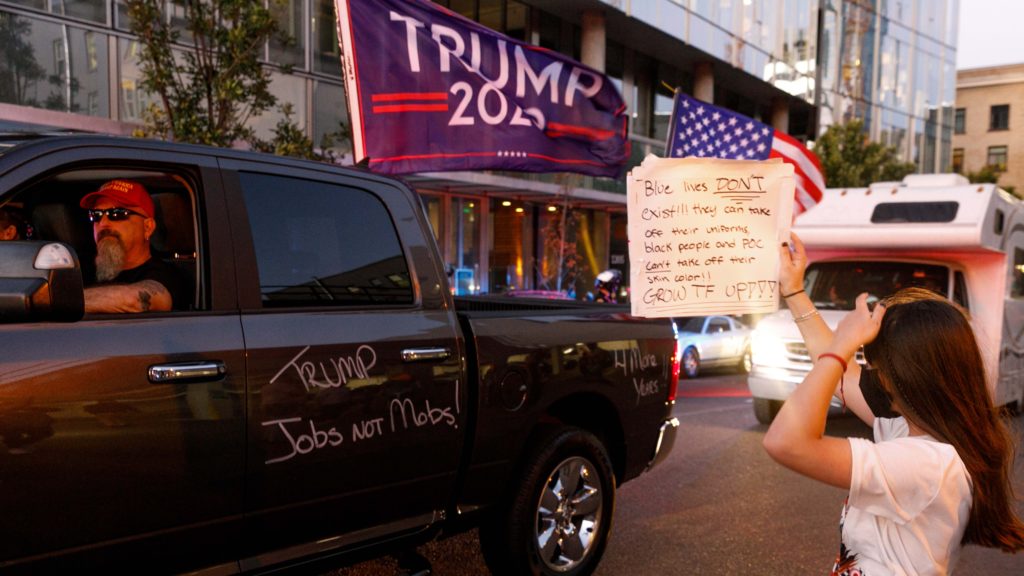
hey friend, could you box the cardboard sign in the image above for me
[627,156,795,317]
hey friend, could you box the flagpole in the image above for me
[663,84,681,157]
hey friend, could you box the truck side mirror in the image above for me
[0,241,84,323]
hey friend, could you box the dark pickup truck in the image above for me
[0,135,678,575]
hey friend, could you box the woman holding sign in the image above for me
[763,233,1024,575]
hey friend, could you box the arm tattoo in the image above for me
[138,289,152,312]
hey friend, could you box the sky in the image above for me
[955,0,1024,69]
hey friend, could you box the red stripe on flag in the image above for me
[768,133,824,214]
[370,152,499,163]
[373,104,449,113]
[371,92,448,102]
[774,130,824,174]
[546,122,616,141]
[525,153,607,167]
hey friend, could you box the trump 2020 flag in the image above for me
[335,0,629,177]
[665,91,824,215]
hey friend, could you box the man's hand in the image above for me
[84,279,172,313]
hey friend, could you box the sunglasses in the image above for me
[86,207,145,222]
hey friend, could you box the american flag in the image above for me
[665,91,824,215]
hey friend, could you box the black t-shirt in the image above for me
[105,258,191,311]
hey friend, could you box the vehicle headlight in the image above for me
[750,327,788,367]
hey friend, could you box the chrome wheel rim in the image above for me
[535,456,603,572]
[742,349,752,372]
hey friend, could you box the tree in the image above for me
[965,164,1017,198]
[0,13,46,108]
[813,119,917,187]
[124,0,323,157]
[538,206,586,297]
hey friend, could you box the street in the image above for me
[334,369,1024,575]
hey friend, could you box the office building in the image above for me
[952,63,1023,194]
[0,0,957,297]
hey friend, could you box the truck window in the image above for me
[870,202,958,223]
[17,168,200,311]
[238,172,413,308]
[804,261,950,310]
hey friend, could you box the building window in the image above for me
[270,0,305,69]
[451,197,481,294]
[954,108,965,134]
[990,104,1010,131]
[506,0,527,41]
[85,31,99,72]
[488,198,532,293]
[952,148,964,173]
[987,145,1008,171]
[314,81,349,152]
[314,0,342,76]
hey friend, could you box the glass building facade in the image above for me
[0,0,959,298]
[818,0,959,171]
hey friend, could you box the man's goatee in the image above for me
[95,235,126,282]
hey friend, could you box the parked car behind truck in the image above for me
[675,315,751,378]
[0,135,679,575]
[748,173,1024,424]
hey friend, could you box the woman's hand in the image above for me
[829,293,886,358]
[779,232,808,295]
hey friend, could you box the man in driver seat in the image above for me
[80,179,189,313]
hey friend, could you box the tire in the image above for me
[480,426,616,576]
[682,347,700,379]
[737,347,752,374]
[753,397,783,425]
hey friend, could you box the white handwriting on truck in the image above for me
[390,397,457,431]
[262,345,460,466]
[614,346,660,404]
[614,346,658,376]
[633,378,660,406]
[270,344,378,391]
[263,417,344,464]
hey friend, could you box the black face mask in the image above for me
[859,367,901,419]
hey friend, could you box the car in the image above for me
[675,315,752,378]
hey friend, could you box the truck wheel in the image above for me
[682,347,700,379]
[753,397,782,425]
[480,427,615,576]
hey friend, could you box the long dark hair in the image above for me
[864,288,1024,551]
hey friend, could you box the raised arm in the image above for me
[84,279,172,313]
[779,233,874,425]
[763,293,886,488]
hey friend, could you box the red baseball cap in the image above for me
[79,179,155,219]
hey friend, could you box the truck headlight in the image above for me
[750,328,788,367]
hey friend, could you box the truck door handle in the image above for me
[401,347,451,362]
[148,361,227,384]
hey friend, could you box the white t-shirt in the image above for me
[833,417,972,576]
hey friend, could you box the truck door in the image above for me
[220,161,465,564]
[0,146,245,572]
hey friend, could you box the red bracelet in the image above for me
[818,353,848,411]
[817,353,848,372]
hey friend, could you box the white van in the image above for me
[748,174,1024,424]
